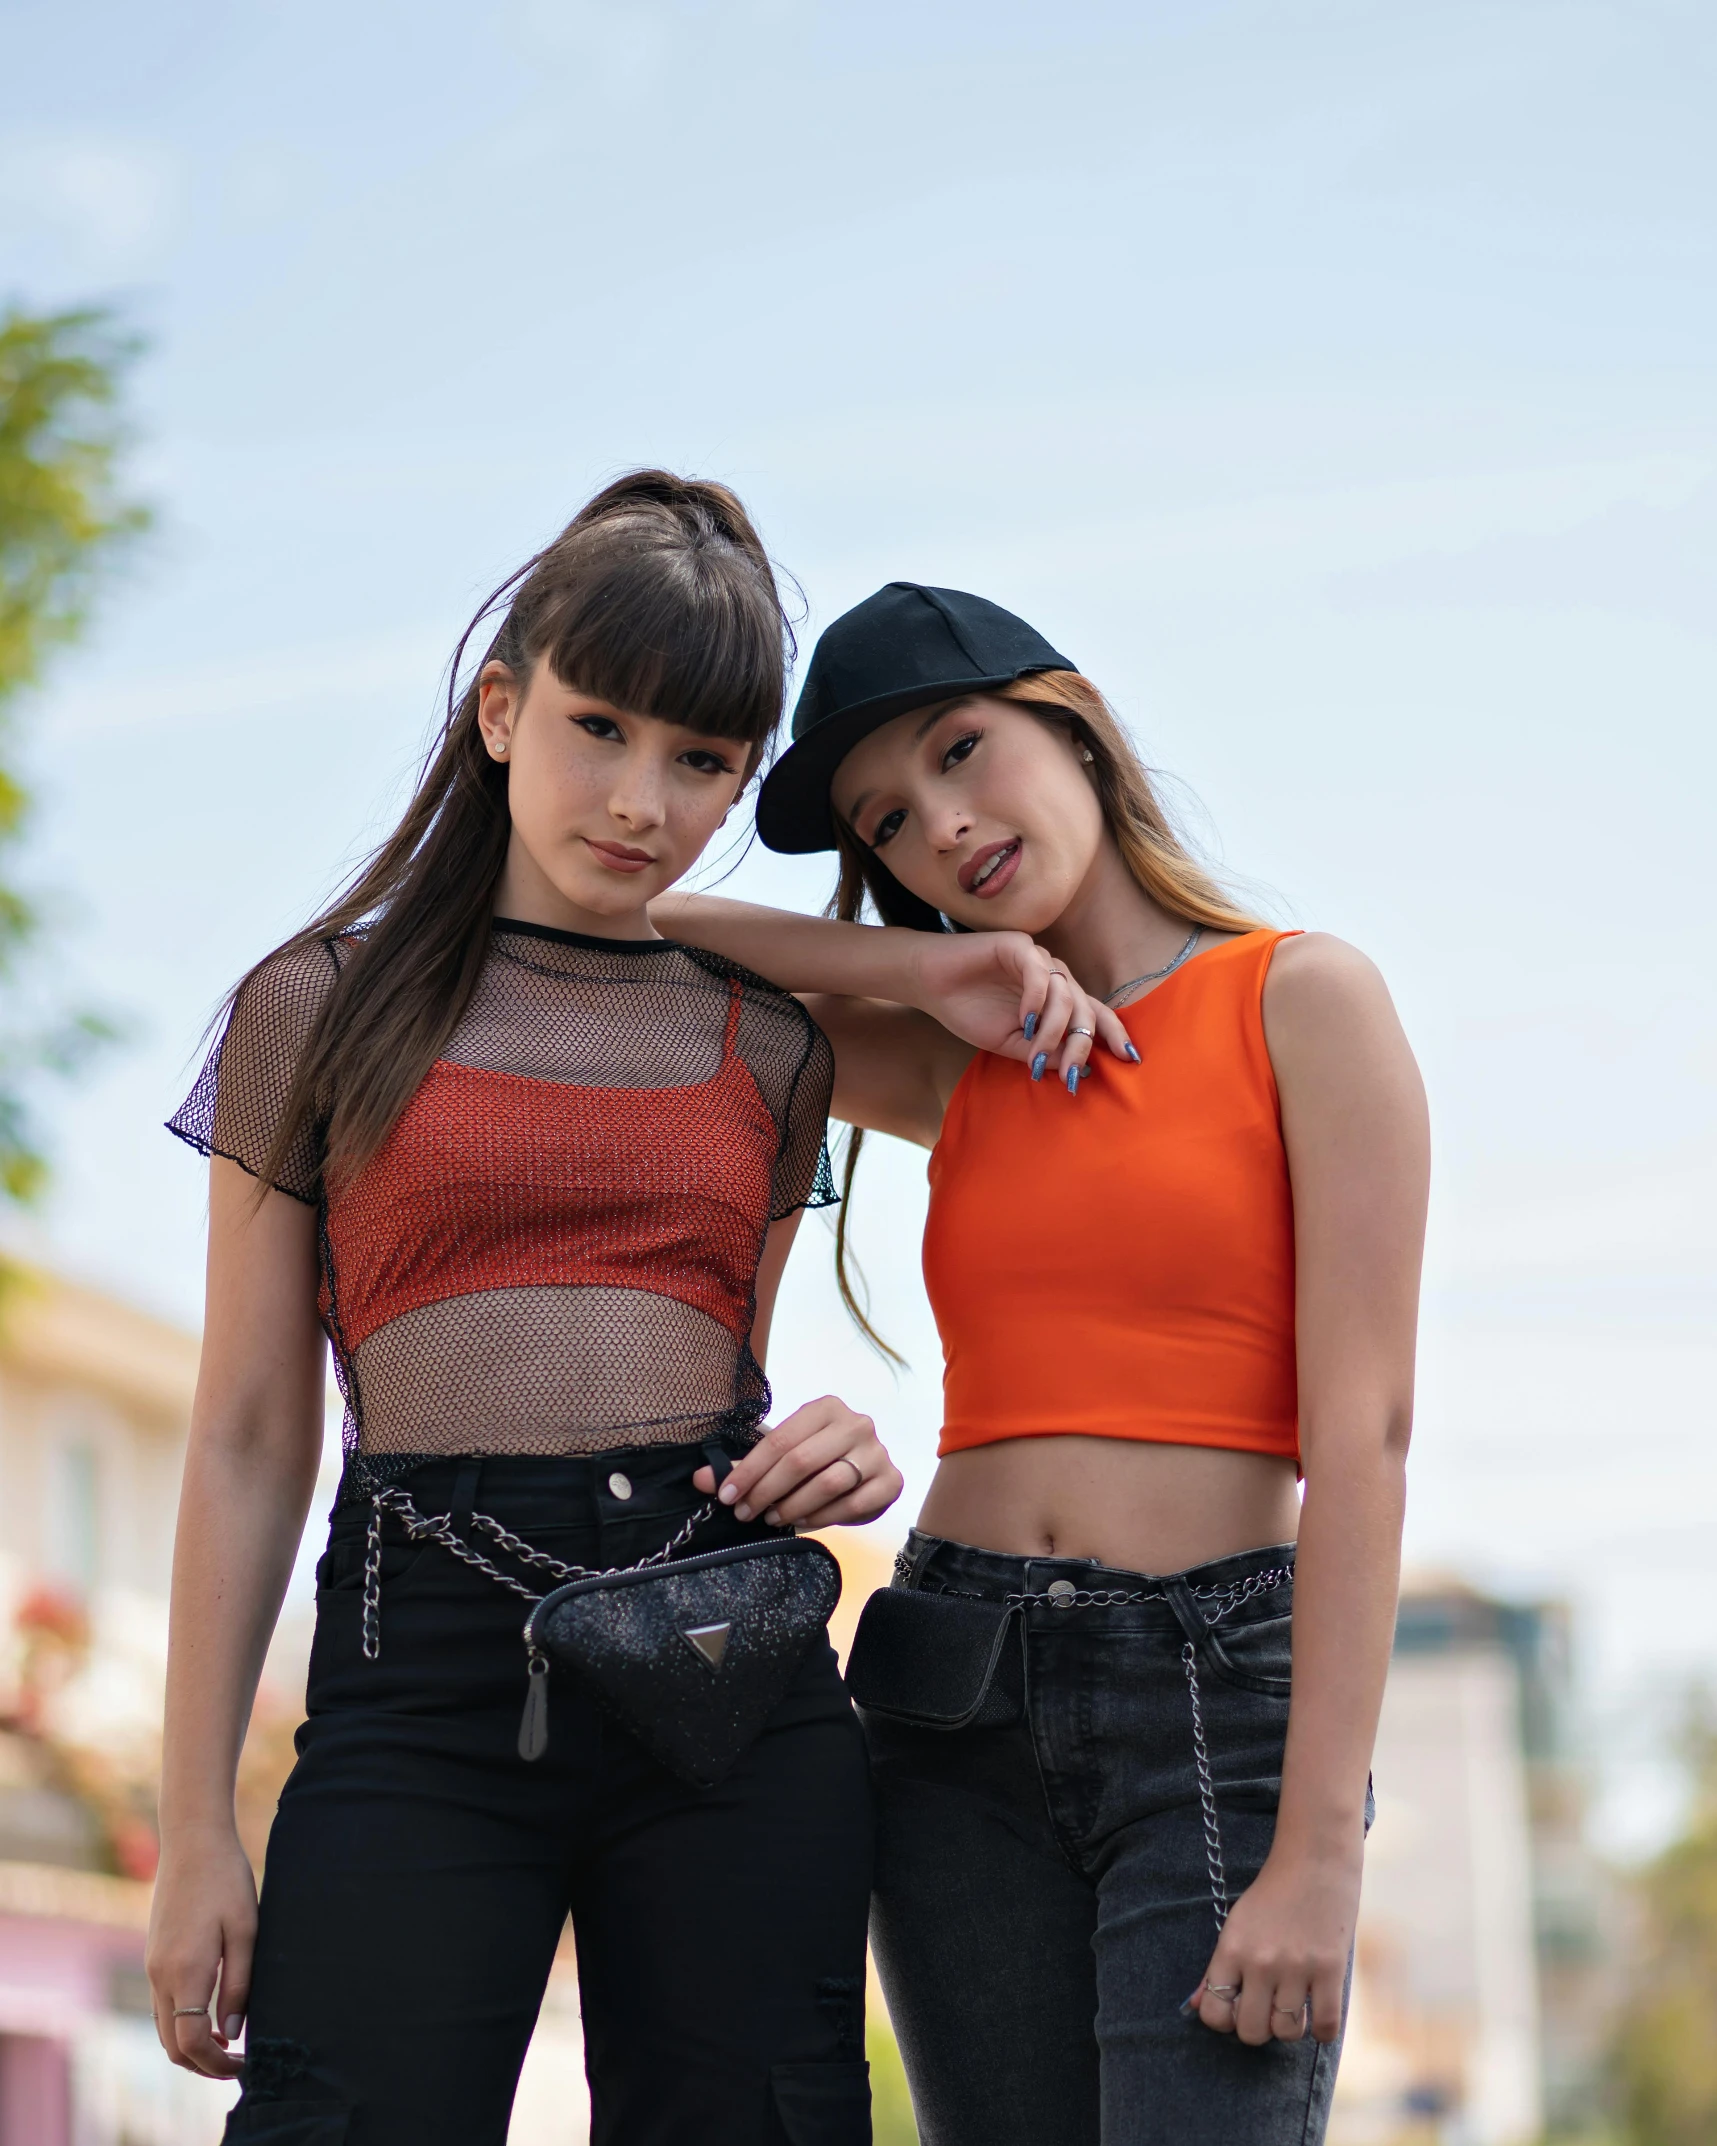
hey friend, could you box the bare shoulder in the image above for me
[1262,933,1426,1129]
[1262,931,1421,1101]
[1263,931,1401,1040]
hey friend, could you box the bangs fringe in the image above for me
[537,537,786,746]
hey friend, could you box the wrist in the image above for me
[1269,1805,1368,1868]
[157,1806,242,1851]
[896,929,934,1010]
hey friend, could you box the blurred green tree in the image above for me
[0,304,149,1201]
[1613,1695,1717,2144]
[867,2014,919,2146]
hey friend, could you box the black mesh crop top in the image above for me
[169,922,837,1499]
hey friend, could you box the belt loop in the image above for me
[903,1531,941,1589]
[449,1458,483,1535]
[1160,1573,1207,1651]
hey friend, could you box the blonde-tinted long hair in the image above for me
[829,671,1265,1359]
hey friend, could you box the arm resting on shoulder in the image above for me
[654,892,1136,1143]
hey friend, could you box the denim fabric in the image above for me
[865,1532,1354,2146]
[230,1448,873,2146]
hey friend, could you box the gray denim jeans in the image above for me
[862,1532,1360,2146]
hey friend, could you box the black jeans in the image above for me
[228,1449,873,2146]
[866,1533,1356,2146]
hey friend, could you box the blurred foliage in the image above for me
[868,2012,919,2145]
[0,303,148,1203]
[1612,1692,1717,2146]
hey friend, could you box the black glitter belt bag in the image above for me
[523,1533,842,1788]
[361,1455,843,1791]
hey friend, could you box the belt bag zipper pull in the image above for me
[519,1643,551,1761]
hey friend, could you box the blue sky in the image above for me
[3,0,1713,1846]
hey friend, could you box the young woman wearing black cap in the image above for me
[654,583,1429,2146]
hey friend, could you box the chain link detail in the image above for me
[359,1488,718,1662]
[1004,1584,1166,1608]
[996,1564,1292,1619]
[360,1494,386,1661]
[1193,1564,1292,1626]
[1182,1641,1230,1934]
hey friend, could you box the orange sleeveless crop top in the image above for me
[923,929,1300,1461]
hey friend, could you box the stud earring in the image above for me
[1080,748,1095,764]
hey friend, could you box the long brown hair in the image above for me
[829,670,1267,1357]
[242,470,789,1194]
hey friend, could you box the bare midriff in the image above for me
[917,1435,1302,1574]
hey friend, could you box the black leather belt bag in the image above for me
[844,1585,1022,1730]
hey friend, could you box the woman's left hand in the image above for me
[691,1397,904,1530]
[1188,1841,1362,2045]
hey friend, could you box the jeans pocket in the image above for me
[314,1535,428,1595]
[770,2059,871,2145]
[1201,1608,1294,1696]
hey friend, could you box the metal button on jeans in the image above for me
[1047,1580,1077,1608]
[607,1472,633,1502]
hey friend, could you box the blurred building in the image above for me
[0,1264,233,2144]
[1331,1576,1616,2146]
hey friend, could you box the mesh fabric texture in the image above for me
[169,921,837,1500]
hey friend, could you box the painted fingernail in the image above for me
[1065,1065,1080,1094]
[1023,1012,1038,1042]
[719,1481,738,1503]
[1125,1042,1141,1063]
[223,2016,243,2040]
[734,1502,752,1520]
[1031,1052,1047,1081]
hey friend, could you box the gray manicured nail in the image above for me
[223,2016,243,2040]
[1031,1052,1047,1081]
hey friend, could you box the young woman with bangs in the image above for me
[655,583,1430,2146]
[145,477,948,2146]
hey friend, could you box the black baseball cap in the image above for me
[755,582,1075,856]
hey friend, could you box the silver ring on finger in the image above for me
[835,1456,864,1493]
[1067,1025,1093,1039]
[1272,2007,1305,2024]
[173,2007,210,2019]
[1205,1982,1241,2001]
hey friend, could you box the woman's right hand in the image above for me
[908,930,1137,1089]
[146,1822,258,2080]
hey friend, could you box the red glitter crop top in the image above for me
[169,921,836,1497]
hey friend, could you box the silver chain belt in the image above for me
[901,1557,1294,1935]
[359,1485,716,1663]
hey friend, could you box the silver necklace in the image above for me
[1104,924,1203,1008]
